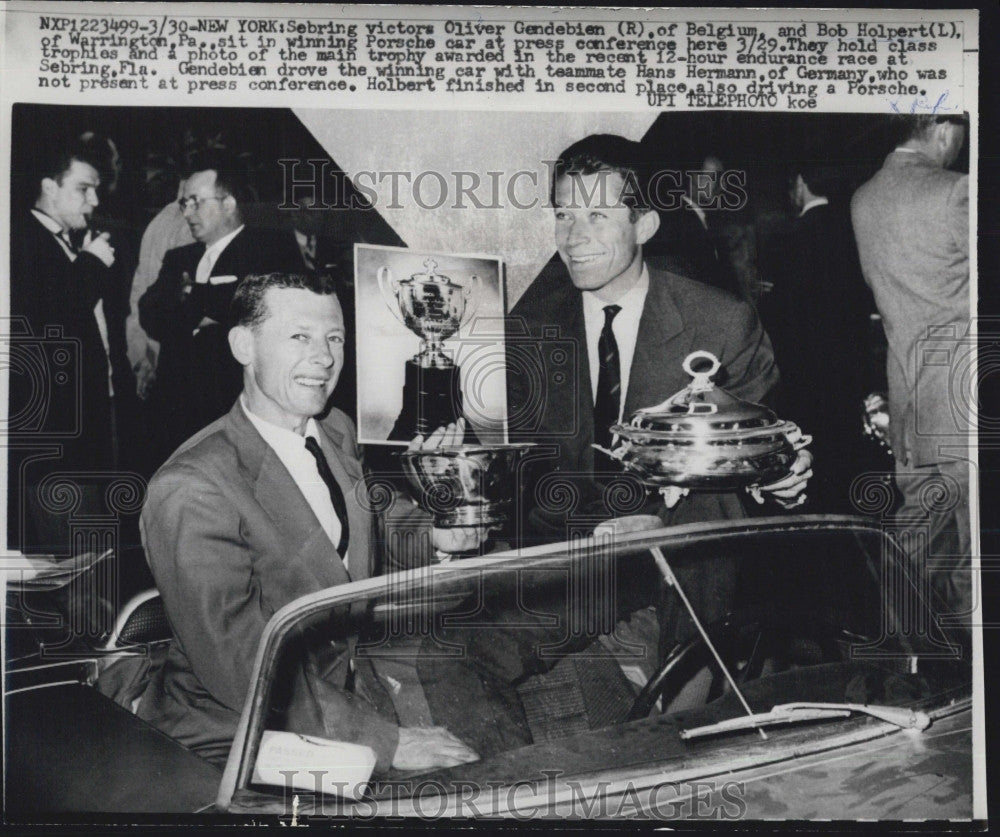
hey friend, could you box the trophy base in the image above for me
[389,361,464,440]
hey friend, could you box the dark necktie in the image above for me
[593,304,622,450]
[304,436,350,557]
[55,230,79,255]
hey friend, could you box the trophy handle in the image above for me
[376,266,405,325]
[460,274,484,329]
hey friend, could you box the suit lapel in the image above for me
[625,270,691,415]
[544,285,594,470]
[227,403,353,590]
[209,229,245,278]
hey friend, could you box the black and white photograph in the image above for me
[354,243,507,445]
[0,2,987,827]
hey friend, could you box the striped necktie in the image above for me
[593,304,622,449]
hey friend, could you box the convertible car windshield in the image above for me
[219,517,971,818]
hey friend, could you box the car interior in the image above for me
[228,524,970,810]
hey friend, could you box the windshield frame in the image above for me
[216,513,967,813]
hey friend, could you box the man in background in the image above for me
[126,177,195,405]
[766,162,875,513]
[138,152,301,461]
[9,136,134,553]
[851,114,972,619]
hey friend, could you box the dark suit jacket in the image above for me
[138,401,429,771]
[138,228,302,452]
[507,260,778,539]
[851,150,970,467]
[8,212,136,551]
[647,203,739,296]
[763,202,875,511]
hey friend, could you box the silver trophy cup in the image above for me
[401,443,535,529]
[378,259,482,369]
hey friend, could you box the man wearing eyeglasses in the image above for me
[139,152,301,461]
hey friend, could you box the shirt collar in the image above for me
[240,394,319,449]
[582,263,649,315]
[204,224,245,260]
[31,208,66,235]
[681,195,708,229]
[799,196,829,217]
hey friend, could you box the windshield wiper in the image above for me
[679,702,931,740]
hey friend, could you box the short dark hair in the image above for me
[551,134,652,220]
[231,272,341,329]
[187,149,255,205]
[35,136,106,195]
[795,162,838,198]
[903,113,969,142]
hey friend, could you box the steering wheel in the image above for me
[627,607,873,721]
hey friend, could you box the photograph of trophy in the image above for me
[378,258,481,438]
[354,244,508,446]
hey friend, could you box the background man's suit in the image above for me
[763,201,875,513]
[138,229,301,459]
[647,204,740,296]
[852,149,971,612]
[138,402,412,771]
[8,211,135,553]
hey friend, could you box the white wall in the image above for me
[294,109,657,306]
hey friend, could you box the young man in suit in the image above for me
[508,134,811,543]
[851,114,971,619]
[9,137,135,553]
[138,154,301,462]
[138,271,478,773]
[418,135,813,757]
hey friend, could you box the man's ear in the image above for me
[933,121,962,159]
[221,193,238,215]
[229,325,253,366]
[40,177,58,200]
[635,208,661,246]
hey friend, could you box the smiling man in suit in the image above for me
[138,153,301,461]
[503,134,813,675]
[138,271,478,773]
[508,134,811,545]
[418,137,816,758]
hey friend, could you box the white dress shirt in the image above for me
[681,195,709,230]
[195,224,244,284]
[294,229,318,268]
[32,208,113,396]
[241,397,347,568]
[798,196,829,217]
[581,265,649,420]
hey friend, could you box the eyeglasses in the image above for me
[178,195,222,212]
